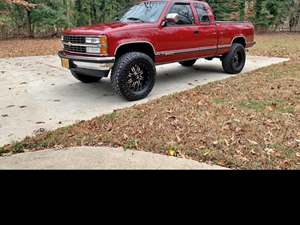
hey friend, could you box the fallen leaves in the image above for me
[248,139,258,145]
[33,128,46,135]
[295,105,300,114]
[250,33,300,60]
[264,148,275,156]
[106,122,113,132]
[0,38,60,58]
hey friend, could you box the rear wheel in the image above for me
[179,59,197,67]
[221,43,246,74]
[111,52,156,101]
[71,71,102,83]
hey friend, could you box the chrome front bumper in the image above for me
[58,51,115,71]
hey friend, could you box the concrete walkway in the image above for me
[0,55,289,146]
[0,147,227,170]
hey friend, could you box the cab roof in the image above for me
[144,0,208,4]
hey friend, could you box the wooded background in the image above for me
[1,0,300,39]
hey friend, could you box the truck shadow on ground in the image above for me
[157,63,225,81]
[53,62,230,100]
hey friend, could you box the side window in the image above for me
[195,3,210,23]
[168,3,194,25]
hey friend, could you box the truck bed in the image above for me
[216,21,255,49]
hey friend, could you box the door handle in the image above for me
[194,30,199,34]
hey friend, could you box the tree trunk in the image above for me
[239,0,246,21]
[27,10,33,38]
[91,0,97,24]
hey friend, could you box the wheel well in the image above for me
[115,43,155,61]
[232,37,246,47]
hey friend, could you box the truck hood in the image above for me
[64,22,153,36]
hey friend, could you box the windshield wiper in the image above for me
[127,17,145,23]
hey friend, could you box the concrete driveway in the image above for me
[0,147,227,170]
[0,55,288,146]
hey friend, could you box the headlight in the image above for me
[86,47,101,54]
[85,35,108,55]
[86,37,100,44]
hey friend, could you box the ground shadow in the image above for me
[53,61,228,100]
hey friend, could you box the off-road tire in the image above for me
[222,43,246,74]
[71,71,102,83]
[110,52,156,101]
[179,59,197,67]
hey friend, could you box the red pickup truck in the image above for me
[59,0,255,101]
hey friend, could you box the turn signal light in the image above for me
[100,35,108,55]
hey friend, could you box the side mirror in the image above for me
[165,13,180,24]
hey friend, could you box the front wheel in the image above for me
[71,71,102,83]
[179,59,197,67]
[221,43,246,74]
[110,52,156,101]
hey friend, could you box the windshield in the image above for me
[119,1,167,23]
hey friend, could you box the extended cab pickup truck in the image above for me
[58,0,255,101]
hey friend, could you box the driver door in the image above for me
[156,2,201,63]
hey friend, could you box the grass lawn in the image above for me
[1,33,300,169]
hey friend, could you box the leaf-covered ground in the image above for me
[0,38,60,58]
[250,33,300,58]
[1,33,300,169]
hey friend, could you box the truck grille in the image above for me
[63,36,86,44]
[64,44,86,53]
[62,35,102,55]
